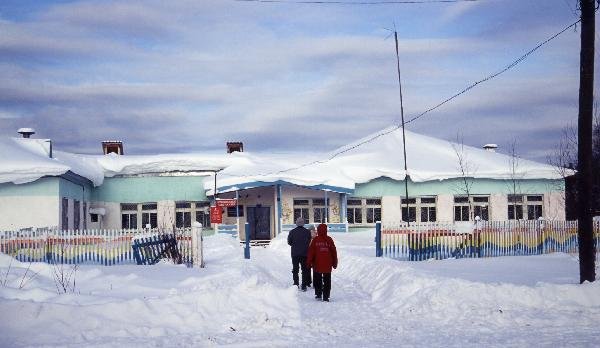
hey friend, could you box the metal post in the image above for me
[277,184,282,236]
[340,193,348,232]
[244,222,250,259]
[325,190,329,224]
[375,221,382,257]
[395,31,410,227]
[236,190,240,237]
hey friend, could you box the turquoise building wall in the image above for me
[59,178,93,201]
[0,177,59,196]
[92,176,209,203]
[353,177,564,197]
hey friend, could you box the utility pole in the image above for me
[395,31,410,226]
[577,0,596,283]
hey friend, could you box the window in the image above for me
[508,195,524,220]
[473,196,489,220]
[293,199,310,223]
[366,207,382,223]
[90,214,99,223]
[527,195,543,220]
[454,196,470,222]
[194,201,211,227]
[346,198,381,225]
[175,201,192,228]
[347,199,362,224]
[420,197,437,222]
[121,203,137,229]
[74,200,80,230]
[176,211,191,228]
[61,198,69,230]
[83,202,87,230]
[227,205,244,217]
[401,198,417,222]
[142,203,158,229]
[453,196,490,221]
[366,199,382,224]
[313,207,327,223]
[508,195,543,220]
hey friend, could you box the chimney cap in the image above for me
[226,141,243,153]
[17,128,36,138]
[102,140,124,155]
[483,144,498,152]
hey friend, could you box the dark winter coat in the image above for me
[287,226,311,257]
[306,224,338,273]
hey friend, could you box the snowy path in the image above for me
[1,231,599,347]
[256,236,403,347]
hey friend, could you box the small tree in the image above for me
[506,139,525,220]
[452,134,477,221]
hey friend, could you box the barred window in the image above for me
[121,203,137,211]
[142,203,157,211]
[74,200,80,230]
[62,197,69,229]
[227,205,244,217]
[508,195,543,220]
[347,197,382,225]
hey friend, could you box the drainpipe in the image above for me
[325,190,329,223]
[277,184,282,236]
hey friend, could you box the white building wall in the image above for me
[436,194,454,222]
[381,196,401,223]
[490,194,508,221]
[99,202,121,229]
[158,200,175,230]
[544,191,566,221]
[278,186,341,225]
[0,196,59,230]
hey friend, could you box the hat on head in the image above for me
[295,217,305,226]
[317,223,328,235]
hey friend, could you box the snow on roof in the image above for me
[1,127,569,189]
[0,138,68,185]
[210,127,568,193]
[0,138,230,186]
[328,126,566,183]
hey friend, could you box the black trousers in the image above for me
[313,272,331,299]
[291,256,309,287]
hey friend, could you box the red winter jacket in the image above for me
[306,224,338,273]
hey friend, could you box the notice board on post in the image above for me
[210,206,222,224]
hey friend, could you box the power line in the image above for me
[221,18,580,179]
[234,0,482,4]
[404,18,581,125]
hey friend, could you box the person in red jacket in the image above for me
[306,223,338,302]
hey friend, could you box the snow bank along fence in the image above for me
[0,227,204,266]
[375,220,600,261]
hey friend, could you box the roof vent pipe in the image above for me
[17,128,36,138]
[483,144,498,153]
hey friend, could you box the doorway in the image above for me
[247,205,271,240]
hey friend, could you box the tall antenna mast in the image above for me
[395,30,410,226]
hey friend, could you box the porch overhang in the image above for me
[210,179,353,196]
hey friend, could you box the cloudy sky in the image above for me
[0,0,592,162]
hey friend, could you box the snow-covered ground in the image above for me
[1,230,599,347]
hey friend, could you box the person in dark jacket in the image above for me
[306,223,338,302]
[287,217,312,291]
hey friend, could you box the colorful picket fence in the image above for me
[377,220,600,261]
[132,233,182,265]
[0,228,195,266]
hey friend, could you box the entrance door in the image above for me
[247,206,271,240]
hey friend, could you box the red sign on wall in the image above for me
[216,199,238,207]
[210,206,222,224]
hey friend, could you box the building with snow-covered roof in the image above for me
[0,127,568,239]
